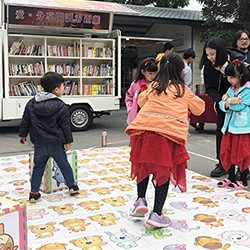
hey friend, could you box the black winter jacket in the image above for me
[19,93,73,145]
[204,49,250,102]
[228,48,250,78]
[227,47,250,63]
[203,62,231,103]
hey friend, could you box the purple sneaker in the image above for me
[131,198,148,217]
[146,212,171,228]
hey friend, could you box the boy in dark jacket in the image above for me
[19,72,79,202]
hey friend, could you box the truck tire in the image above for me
[69,105,93,131]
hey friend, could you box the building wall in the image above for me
[138,23,204,92]
[138,23,192,58]
[117,16,205,92]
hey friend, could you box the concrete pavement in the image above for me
[0,106,248,189]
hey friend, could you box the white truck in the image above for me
[0,0,170,130]
[0,0,137,130]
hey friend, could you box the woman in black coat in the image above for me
[200,37,231,177]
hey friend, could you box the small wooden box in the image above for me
[29,150,78,193]
[0,196,27,250]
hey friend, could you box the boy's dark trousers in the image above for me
[31,142,75,192]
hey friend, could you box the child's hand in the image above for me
[229,97,242,104]
[64,143,71,151]
[19,137,26,144]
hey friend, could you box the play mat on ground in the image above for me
[0,146,250,250]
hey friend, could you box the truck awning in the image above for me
[3,0,139,15]
[121,36,172,47]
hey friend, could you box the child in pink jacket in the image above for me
[125,58,158,124]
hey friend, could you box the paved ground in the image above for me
[1,146,249,250]
[0,106,249,188]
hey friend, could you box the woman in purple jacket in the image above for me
[125,58,158,125]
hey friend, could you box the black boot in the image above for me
[236,168,250,180]
[235,168,241,181]
[210,163,227,177]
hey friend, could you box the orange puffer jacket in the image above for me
[125,83,205,145]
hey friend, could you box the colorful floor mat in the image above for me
[0,146,250,250]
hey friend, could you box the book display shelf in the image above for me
[6,34,115,97]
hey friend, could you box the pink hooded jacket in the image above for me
[125,79,147,125]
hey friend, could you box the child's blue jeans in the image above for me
[31,142,75,192]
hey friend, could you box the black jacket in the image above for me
[228,47,250,64]
[19,93,73,145]
[203,62,231,103]
[228,48,250,77]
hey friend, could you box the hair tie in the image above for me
[144,60,150,66]
[233,59,241,67]
[166,60,170,64]
[144,58,155,66]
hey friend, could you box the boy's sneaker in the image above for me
[29,192,41,203]
[69,184,80,195]
[146,212,171,228]
[131,198,148,217]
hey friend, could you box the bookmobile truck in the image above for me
[0,0,170,130]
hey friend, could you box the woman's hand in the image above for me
[222,93,228,101]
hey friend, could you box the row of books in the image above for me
[9,62,45,76]
[82,64,112,77]
[82,46,112,58]
[63,81,79,95]
[9,40,113,59]
[9,39,45,56]
[82,83,112,95]
[47,63,80,76]
[9,81,42,96]
[47,41,80,57]
[9,81,112,96]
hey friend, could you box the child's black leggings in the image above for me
[137,176,170,215]
[228,164,248,186]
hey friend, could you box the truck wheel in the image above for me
[69,105,93,131]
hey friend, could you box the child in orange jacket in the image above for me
[125,53,205,228]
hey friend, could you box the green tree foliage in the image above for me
[238,0,250,29]
[197,0,250,44]
[104,0,189,8]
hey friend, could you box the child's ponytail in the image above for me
[154,53,185,97]
[134,57,158,82]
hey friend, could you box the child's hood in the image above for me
[237,81,250,93]
[244,81,250,87]
[34,92,61,116]
[35,92,58,102]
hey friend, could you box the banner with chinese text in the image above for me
[8,6,110,30]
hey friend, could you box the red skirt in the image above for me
[129,131,189,192]
[220,132,250,172]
